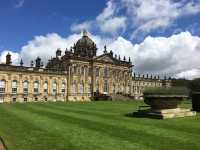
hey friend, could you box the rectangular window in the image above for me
[0,88,5,94]
[96,68,99,77]
[12,81,17,94]
[34,88,39,94]
[23,88,28,94]
[12,88,17,94]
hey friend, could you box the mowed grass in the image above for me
[0,101,199,150]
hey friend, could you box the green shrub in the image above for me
[143,87,189,96]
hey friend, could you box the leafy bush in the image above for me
[143,87,189,96]
[189,78,200,92]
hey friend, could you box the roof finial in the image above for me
[83,29,88,37]
[20,58,24,66]
[104,45,107,53]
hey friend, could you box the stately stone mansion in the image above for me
[0,31,171,103]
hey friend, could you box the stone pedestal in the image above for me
[134,108,196,119]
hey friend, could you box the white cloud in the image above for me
[175,69,200,80]
[0,50,20,65]
[71,0,200,38]
[14,0,25,8]
[98,17,127,34]
[71,1,127,35]
[121,0,200,37]
[108,31,200,79]
[96,1,116,22]
[70,21,93,33]
[1,31,200,79]
[8,32,109,66]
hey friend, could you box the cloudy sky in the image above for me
[1,0,200,79]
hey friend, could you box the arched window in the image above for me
[104,67,109,77]
[0,80,6,94]
[52,82,57,95]
[12,80,17,94]
[61,82,66,95]
[128,83,131,94]
[96,80,99,92]
[88,82,91,94]
[33,81,39,94]
[113,84,116,94]
[84,66,88,76]
[80,81,84,94]
[104,80,109,94]
[81,67,84,75]
[96,68,100,77]
[43,81,48,94]
[23,81,28,94]
[73,66,77,74]
[72,80,77,94]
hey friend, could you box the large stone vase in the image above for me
[134,94,196,119]
[144,95,187,110]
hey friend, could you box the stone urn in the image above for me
[144,95,188,110]
[133,87,196,119]
[192,92,200,112]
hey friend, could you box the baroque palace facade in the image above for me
[0,31,171,103]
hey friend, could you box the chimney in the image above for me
[6,53,12,65]
[35,57,41,68]
[56,48,62,58]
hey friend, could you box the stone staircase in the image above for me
[111,94,136,101]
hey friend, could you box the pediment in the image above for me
[95,54,116,63]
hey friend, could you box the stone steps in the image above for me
[111,94,135,101]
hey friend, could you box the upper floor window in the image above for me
[104,80,109,93]
[96,80,99,92]
[12,80,17,94]
[0,80,6,94]
[33,81,39,94]
[81,67,85,75]
[80,81,84,94]
[61,82,66,95]
[23,81,28,94]
[104,67,109,77]
[96,68,100,77]
[72,80,77,94]
[113,84,116,94]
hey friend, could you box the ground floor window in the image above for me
[80,82,84,94]
[104,80,109,94]
[0,80,6,94]
[0,95,4,103]
[13,98,16,102]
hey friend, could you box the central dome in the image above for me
[74,31,97,58]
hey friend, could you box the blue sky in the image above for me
[0,0,106,50]
[1,0,200,79]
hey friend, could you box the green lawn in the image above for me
[0,101,199,150]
